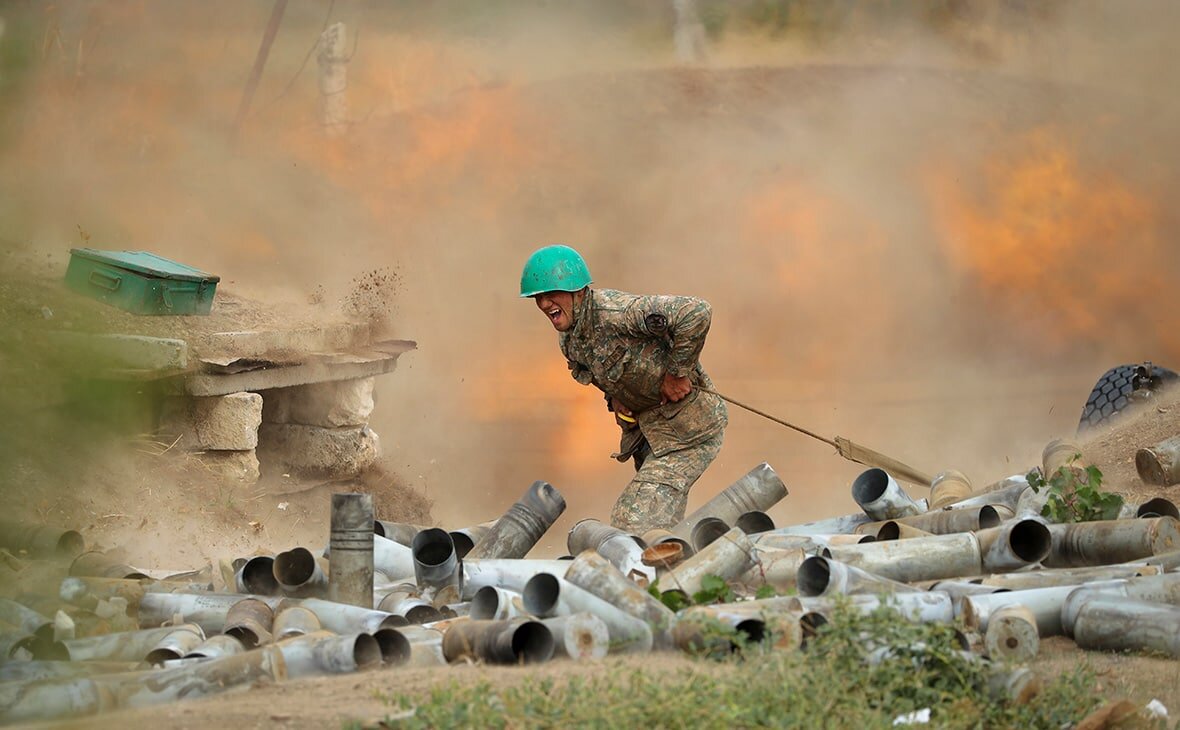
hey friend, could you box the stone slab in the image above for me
[183,340,415,396]
[193,323,373,362]
[257,423,380,479]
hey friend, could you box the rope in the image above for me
[697,386,838,450]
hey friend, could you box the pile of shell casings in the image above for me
[1,437,1178,723]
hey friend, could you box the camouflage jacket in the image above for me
[559,288,727,458]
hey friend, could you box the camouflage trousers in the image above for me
[609,433,724,534]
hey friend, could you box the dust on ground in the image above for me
[0,246,431,569]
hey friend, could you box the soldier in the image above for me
[520,244,727,533]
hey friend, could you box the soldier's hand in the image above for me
[661,374,692,403]
[611,398,633,417]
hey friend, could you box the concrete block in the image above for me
[261,378,375,428]
[193,450,261,484]
[192,392,262,450]
[160,392,262,451]
[258,423,380,479]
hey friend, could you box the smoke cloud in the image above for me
[1,1,1176,555]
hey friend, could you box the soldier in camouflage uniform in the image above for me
[520,244,727,534]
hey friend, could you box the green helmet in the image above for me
[519,244,592,297]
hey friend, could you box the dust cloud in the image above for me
[1,1,1177,556]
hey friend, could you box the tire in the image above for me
[1077,362,1179,434]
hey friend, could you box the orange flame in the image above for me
[926,128,1167,352]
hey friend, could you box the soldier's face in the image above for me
[534,290,577,332]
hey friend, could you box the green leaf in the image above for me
[700,574,727,594]
[755,584,777,600]
[659,589,690,612]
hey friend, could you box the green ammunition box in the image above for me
[64,249,220,316]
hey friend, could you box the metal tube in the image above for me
[68,552,149,580]
[441,618,555,665]
[671,606,769,655]
[0,645,287,725]
[824,533,982,583]
[138,593,279,633]
[1072,597,1180,657]
[563,550,675,639]
[144,627,207,666]
[540,613,610,660]
[329,492,375,608]
[521,573,653,653]
[959,585,1080,635]
[374,582,416,611]
[465,481,566,560]
[851,468,925,520]
[929,470,973,509]
[1,632,64,662]
[753,533,872,551]
[640,541,686,571]
[1059,573,1180,635]
[979,564,1159,590]
[679,599,805,651]
[373,520,431,546]
[567,519,653,584]
[411,528,461,593]
[1136,436,1180,486]
[942,478,1029,511]
[223,597,274,648]
[1014,488,1050,520]
[873,522,934,541]
[1120,497,1180,520]
[869,505,1000,536]
[372,628,412,666]
[0,661,141,683]
[975,519,1052,572]
[796,556,921,597]
[470,586,527,620]
[0,520,84,560]
[690,517,731,552]
[640,528,693,559]
[671,462,788,541]
[982,604,1039,664]
[734,511,775,535]
[0,599,52,639]
[235,555,280,596]
[662,527,756,600]
[767,513,875,537]
[297,597,406,634]
[383,596,443,625]
[928,581,1011,615]
[1042,437,1084,475]
[1044,517,1180,568]
[59,576,206,611]
[370,534,416,581]
[182,634,245,660]
[460,558,571,600]
[737,547,807,593]
[396,624,447,666]
[791,593,955,623]
[62,624,205,662]
[273,548,328,598]
[275,630,383,677]
[449,522,494,560]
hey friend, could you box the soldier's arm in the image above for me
[621,294,713,377]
